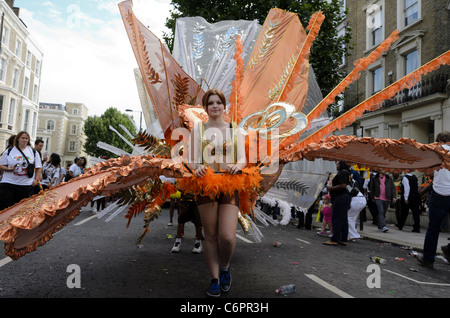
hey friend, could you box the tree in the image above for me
[163,0,352,97]
[83,107,137,158]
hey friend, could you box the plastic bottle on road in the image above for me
[370,256,387,264]
[275,284,296,295]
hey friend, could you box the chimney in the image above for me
[6,0,20,18]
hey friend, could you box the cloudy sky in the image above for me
[15,0,172,117]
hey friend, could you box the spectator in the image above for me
[171,192,204,254]
[392,173,402,227]
[34,138,45,162]
[324,161,352,246]
[32,138,45,195]
[0,135,15,181]
[78,156,87,174]
[0,131,42,210]
[347,176,366,241]
[317,194,332,236]
[418,131,450,268]
[40,153,61,190]
[369,169,396,232]
[364,172,379,226]
[397,172,421,232]
[66,157,82,181]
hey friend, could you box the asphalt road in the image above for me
[1,203,450,304]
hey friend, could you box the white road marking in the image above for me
[74,215,98,226]
[305,274,354,298]
[383,269,450,287]
[0,257,13,268]
[236,234,253,244]
[296,238,311,245]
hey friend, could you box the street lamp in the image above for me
[125,109,143,132]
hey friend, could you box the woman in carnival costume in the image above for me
[182,89,247,297]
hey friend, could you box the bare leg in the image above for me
[198,202,220,279]
[218,204,239,269]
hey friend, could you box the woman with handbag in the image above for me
[0,131,42,211]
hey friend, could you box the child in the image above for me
[317,194,332,236]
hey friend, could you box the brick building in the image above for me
[336,0,450,144]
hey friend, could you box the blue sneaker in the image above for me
[207,279,220,298]
[219,271,232,293]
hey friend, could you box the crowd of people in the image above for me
[0,131,90,211]
[301,132,450,269]
[311,161,433,245]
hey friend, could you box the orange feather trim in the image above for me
[177,166,263,214]
[281,50,450,158]
[305,29,400,123]
[228,35,245,124]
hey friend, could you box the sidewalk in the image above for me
[311,218,449,254]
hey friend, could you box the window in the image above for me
[405,50,418,75]
[23,109,30,131]
[2,26,9,47]
[398,0,421,29]
[372,67,383,93]
[0,57,6,82]
[72,108,78,115]
[12,68,19,89]
[46,120,55,131]
[23,77,29,97]
[8,99,15,126]
[337,26,346,67]
[15,40,22,57]
[0,95,3,123]
[35,60,41,76]
[32,84,39,102]
[365,127,380,138]
[32,112,37,137]
[71,124,77,135]
[26,51,32,68]
[69,140,76,152]
[44,137,50,152]
[404,0,419,26]
[367,4,383,47]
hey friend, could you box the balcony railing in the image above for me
[381,73,449,109]
[334,72,449,118]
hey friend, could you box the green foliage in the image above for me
[83,107,137,158]
[163,0,352,97]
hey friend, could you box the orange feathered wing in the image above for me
[0,156,189,260]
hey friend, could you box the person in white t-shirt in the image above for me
[0,131,42,210]
[67,157,82,180]
[418,131,450,268]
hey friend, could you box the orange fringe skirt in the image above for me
[177,166,263,215]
